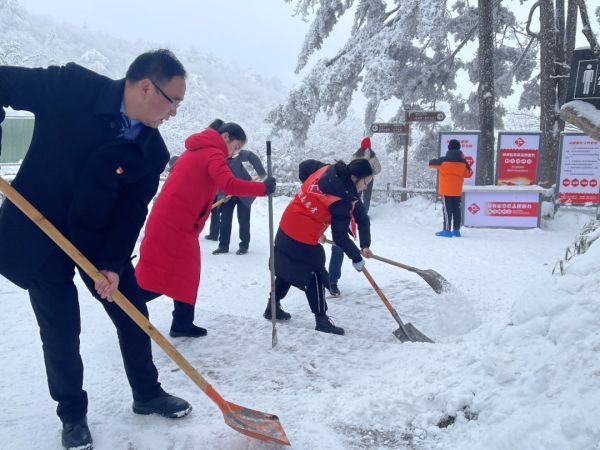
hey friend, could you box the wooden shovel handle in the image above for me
[361,267,406,328]
[369,254,419,272]
[0,176,228,409]
[322,237,419,272]
[211,175,264,210]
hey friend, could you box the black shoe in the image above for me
[212,247,229,255]
[263,300,291,320]
[236,247,248,255]
[329,284,341,297]
[169,324,207,338]
[315,315,345,335]
[132,392,192,419]
[205,235,218,241]
[62,417,93,450]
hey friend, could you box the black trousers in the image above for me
[218,197,251,251]
[275,272,328,316]
[441,195,462,231]
[207,197,221,238]
[28,249,163,423]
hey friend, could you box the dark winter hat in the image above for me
[348,158,373,179]
[360,137,372,149]
[448,139,461,150]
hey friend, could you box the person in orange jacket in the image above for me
[429,139,473,237]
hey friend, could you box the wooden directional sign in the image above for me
[406,111,446,122]
[370,122,408,134]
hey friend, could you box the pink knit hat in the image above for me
[360,137,371,149]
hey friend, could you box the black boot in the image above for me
[315,314,345,335]
[212,247,229,255]
[235,247,248,255]
[171,302,206,337]
[132,392,192,418]
[62,417,93,450]
[263,299,291,320]
[169,324,207,338]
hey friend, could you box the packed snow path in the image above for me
[1,197,598,449]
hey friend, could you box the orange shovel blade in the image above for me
[222,401,290,446]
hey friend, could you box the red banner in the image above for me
[485,201,539,217]
[558,192,599,204]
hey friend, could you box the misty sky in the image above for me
[18,0,353,85]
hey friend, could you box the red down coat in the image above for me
[135,128,266,304]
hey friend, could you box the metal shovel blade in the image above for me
[416,268,452,294]
[393,323,434,343]
[222,401,290,446]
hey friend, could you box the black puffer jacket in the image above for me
[300,159,371,263]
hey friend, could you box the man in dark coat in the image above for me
[263,158,373,335]
[0,50,190,450]
[211,149,267,255]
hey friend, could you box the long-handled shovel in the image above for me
[211,176,264,210]
[362,267,434,343]
[322,237,451,294]
[369,254,452,294]
[266,141,278,348]
[0,176,290,446]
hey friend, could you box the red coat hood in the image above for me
[184,128,228,157]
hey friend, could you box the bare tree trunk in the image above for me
[477,0,495,185]
[555,0,566,134]
[538,0,559,187]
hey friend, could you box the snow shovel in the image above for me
[369,253,452,294]
[322,237,451,294]
[211,175,263,210]
[0,176,290,446]
[266,141,278,348]
[362,267,434,343]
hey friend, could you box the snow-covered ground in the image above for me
[1,196,600,449]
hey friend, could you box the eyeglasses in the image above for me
[151,80,181,108]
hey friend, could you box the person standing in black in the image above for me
[211,149,266,255]
[0,50,191,450]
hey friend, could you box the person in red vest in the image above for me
[429,139,473,237]
[263,158,373,335]
[135,119,276,337]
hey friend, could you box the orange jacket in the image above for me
[429,156,473,196]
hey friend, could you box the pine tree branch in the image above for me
[526,1,541,38]
[576,0,600,57]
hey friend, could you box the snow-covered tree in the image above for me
[268,0,538,187]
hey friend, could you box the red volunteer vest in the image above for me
[280,166,357,245]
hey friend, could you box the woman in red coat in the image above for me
[135,119,276,337]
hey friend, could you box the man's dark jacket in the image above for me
[0,63,170,289]
[225,150,266,208]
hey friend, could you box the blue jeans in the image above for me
[328,245,344,285]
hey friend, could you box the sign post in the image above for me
[370,122,409,200]
[556,133,600,206]
[370,111,445,201]
[561,47,600,141]
[565,48,600,108]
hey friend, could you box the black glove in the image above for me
[264,177,277,195]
